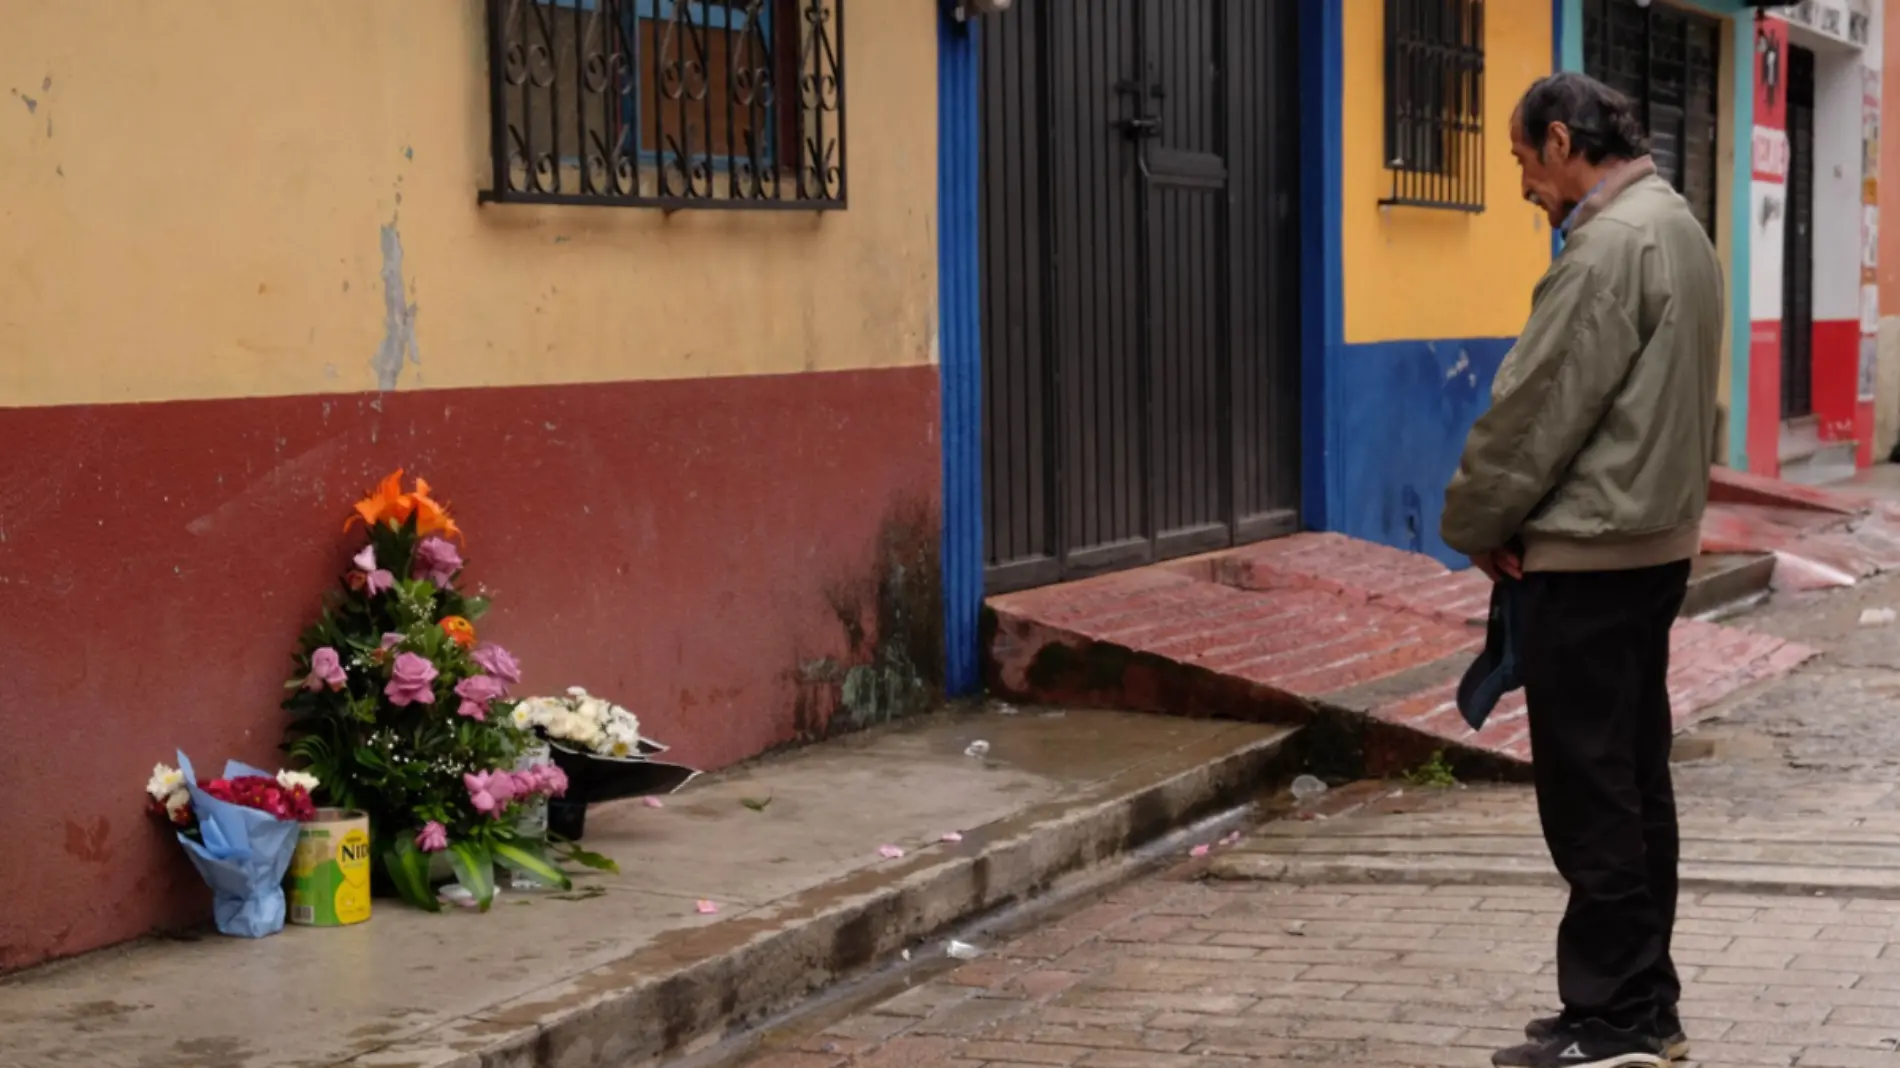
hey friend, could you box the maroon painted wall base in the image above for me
[0,365,940,971]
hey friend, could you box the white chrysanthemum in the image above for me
[566,686,590,699]
[163,788,191,823]
[606,707,640,741]
[608,738,636,757]
[276,769,320,793]
[146,764,184,802]
[510,704,534,730]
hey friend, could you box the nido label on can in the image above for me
[288,809,372,927]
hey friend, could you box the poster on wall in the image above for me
[1862,67,1881,403]
[1752,17,1790,183]
[1864,69,1881,276]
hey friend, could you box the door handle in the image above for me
[1117,116,1162,140]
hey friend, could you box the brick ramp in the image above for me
[987,533,1814,774]
[1704,468,1900,591]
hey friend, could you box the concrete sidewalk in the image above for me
[0,710,1295,1068]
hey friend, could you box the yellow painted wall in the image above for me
[1342,0,1554,344]
[0,1,937,408]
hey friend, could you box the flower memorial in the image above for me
[142,754,318,937]
[281,470,613,913]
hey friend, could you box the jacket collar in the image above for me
[1561,156,1658,237]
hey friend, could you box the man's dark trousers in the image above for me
[1520,560,1691,1033]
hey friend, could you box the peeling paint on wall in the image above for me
[372,222,419,391]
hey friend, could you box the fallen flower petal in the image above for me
[939,831,964,843]
[695,899,718,915]
[642,796,665,809]
[878,845,906,859]
[1189,844,1211,858]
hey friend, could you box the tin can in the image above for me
[288,809,372,926]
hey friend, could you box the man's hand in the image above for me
[1469,548,1524,583]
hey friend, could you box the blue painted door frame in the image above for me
[938,9,983,696]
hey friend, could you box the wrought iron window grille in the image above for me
[1381,0,1486,212]
[479,0,846,211]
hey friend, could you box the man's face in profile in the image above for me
[1510,113,1574,230]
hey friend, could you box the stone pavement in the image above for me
[0,710,1294,1068]
[737,572,1900,1068]
[735,873,1900,1068]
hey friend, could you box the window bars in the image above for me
[1381,0,1486,212]
[480,0,846,211]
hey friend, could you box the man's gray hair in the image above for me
[1516,72,1650,164]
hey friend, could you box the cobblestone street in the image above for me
[733,573,1900,1068]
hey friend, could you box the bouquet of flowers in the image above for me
[281,470,611,913]
[143,753,317,937]
[514,687,699,840]
[514,688,645,757]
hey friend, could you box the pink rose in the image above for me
[470,643,522,685]
[413,537,464,587]
[453,674,506,721]
[384,652,439,706]
[303,647,347,692]
[415,821,449,852]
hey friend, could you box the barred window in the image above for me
[1582,0,1720,239]
[1381,0,1486,212]
[480,0,845,211]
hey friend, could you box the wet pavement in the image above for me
[0,709,1293,1068]
[727,571,1900,1068]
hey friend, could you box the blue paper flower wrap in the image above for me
[175,751,302,938]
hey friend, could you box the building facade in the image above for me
[4,0,1889,975]
[1,0,942,972]
[1740,0,1884,478]
[944,0,1885,594]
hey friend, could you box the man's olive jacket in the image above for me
[1442,158,1725,572]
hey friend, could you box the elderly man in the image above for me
[1442,73,1723,1068]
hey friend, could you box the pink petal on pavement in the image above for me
[1189,844,1211,858]
[642,797,665,809]
[1220,831,1242,846]
[695,899,718,915]
[939,832,964,843]
[878,845,906,859]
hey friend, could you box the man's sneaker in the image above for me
[1526,1013,1689,1061]
[1493,1019,1667,1068]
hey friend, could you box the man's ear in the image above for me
[1543,121,1573,163]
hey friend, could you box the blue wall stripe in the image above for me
[1550,0,1571,259]
[937,13,982,696]
[1724,3,1755,470]
[1560,0,1584,72]
[1300,0,1344,532]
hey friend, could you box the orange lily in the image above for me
[408,477,463,543]
[343,470,463,542]
[345,469,415,533]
